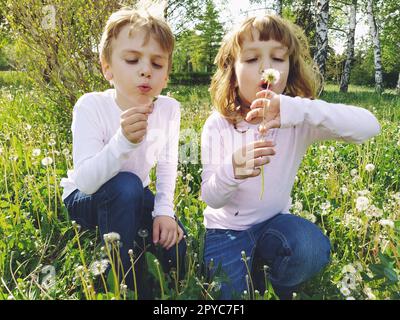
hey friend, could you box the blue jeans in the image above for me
[204,213,331,300]
[64,172,187,296]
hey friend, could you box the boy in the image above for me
[61,7,186,296]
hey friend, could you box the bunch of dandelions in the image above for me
[259,68,280,200]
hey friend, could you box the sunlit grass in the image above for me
[1,76,399,300]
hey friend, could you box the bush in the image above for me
[169,72,212,85]
[1,0,127,108]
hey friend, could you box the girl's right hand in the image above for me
[120,103,154,144]
[232,140,276,179]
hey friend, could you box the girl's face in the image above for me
[234,29,290,107]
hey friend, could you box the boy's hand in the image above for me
[120,103,154,144]
[245,89,281,136]
[232,140,276,179]
[153,216,184,250]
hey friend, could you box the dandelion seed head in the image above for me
[379,219,394,228]
[355,196,369,212]
[103,232,120,242]
[41,156,53,166]
[90,259,109,276]
[32,148,41,157]
[365,163,375,172]
[261,68,280,85]
[137,228,149,238]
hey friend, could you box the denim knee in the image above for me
[106,172,144,205]
[278,229,331,286]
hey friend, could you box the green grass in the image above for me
[1,74,400,300]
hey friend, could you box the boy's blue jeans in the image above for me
[63,172,187,296]
[204,213,331,300]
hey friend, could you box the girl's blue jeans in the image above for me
[204,213,331,300]
[63,172,187,296]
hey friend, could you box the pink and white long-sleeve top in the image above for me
[201,95,381,230]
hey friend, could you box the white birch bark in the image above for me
[275,0,283,16]
[340,0,357,93]
[397,72,400,95]
[366,0,384,93]
[315,0,329,78]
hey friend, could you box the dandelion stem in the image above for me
[260,83,270,200]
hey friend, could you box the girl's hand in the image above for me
[245,89,281,135]
[153,216,184,250]
[232,140,276,179]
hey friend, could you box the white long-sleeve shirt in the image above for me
[201,95,381,230]
[60,89,181,218]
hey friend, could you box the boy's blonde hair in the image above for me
[210,15,322,123]
[99,7,175,73]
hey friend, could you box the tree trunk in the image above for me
[397,72,400,95]
[366,0,384,93]
[275,0,283,16]
[314,0,329,79]
[340,0,357,93]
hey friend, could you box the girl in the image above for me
[201,15,380,299]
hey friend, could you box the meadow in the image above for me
[0,71,399,300]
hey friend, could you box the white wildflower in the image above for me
[340,186,348,195]
[355,196,369,212]
[90,259,109,276]
[41,156,53,166]
[32,149,41,157]
[365,205,383,218]
[103,232,121,242]
[365,163,375,172]
[48,139,56,146]
[350,169,358,177]
[378,219,394,229]
[342,264,357,275]
[342,274,357,290]
[261,68,280,85]
[293,201,303,212]
[320,201,331,211]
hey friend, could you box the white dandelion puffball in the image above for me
[103,232,121,242]
[41,157,53,166]
[32,149,41,157]
[261,68,280,85]
[355,196,369,212]
[365,163,375,172]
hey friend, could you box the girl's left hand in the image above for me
[245,89,281,135]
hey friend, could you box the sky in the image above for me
[214,0,370,54]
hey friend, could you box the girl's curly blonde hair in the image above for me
[210,15,322,123]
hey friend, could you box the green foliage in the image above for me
[173,0,224,74]
[169,72,212,85]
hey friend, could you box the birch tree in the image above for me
[340,0,357,92]
[314,0,329,79]
[366,0,383,93]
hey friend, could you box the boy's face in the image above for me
[102,24,169,107]
[234,29,289,107]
